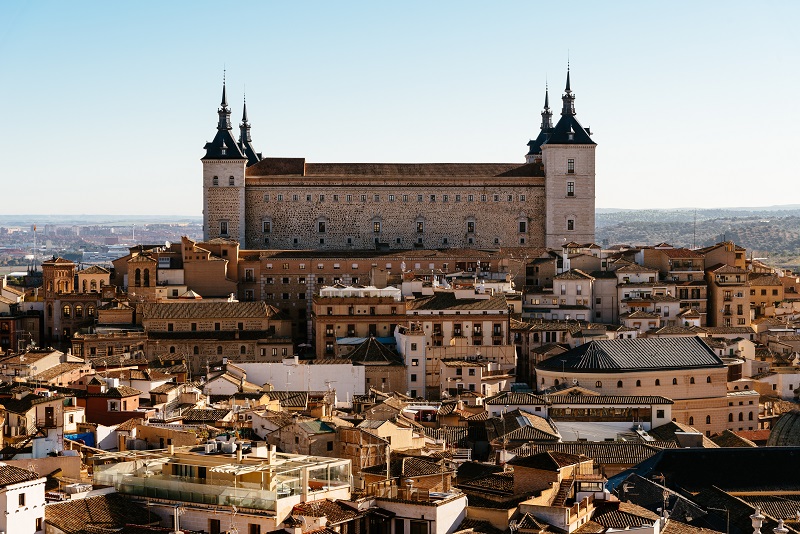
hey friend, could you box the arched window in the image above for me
[217,346,223,355]
[82,280,87,292]
[707,376,712,383]
[62,305,71,318]
[193,346,199,355]
[595,381,602,388]
[690,377,695,384]
[91,280,97,291]
[64,281,69,292]
[240,345,246,355]
[744,385,749,390]
[738,413,743,421]
[636,380,641,387]
[75,305,83,318]
[706,415,711,425]
[672,378,678,385]
[87,305,95,317]
[689,416,694,425]
[554,379,560,386]
[134,268,141,287]
[169,346,176,354]
[47,282,53,292]
[728,413,733,422]
[47,305,52,318]
[617,381,623,388]
[734,385,740,390]
[655,379,660,386]
[143,269,150,287]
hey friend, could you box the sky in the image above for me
[1,1,798,216]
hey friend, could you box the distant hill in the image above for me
[596,206,800,268]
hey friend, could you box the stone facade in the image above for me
[202,74,596,252]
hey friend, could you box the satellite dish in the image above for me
[165,241,171,248]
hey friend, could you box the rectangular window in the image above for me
[567,181,575,196]
[292,194,299,201]
[263,221,271,233]
[507,194,513,201]
[493,194,500,201]
[346,194,352,202]
[417,194,424,202]
[277,194,283,201]
[219,221,228,235]
[481,194,487,201]
[333,194,339,201]
[263,194,270,202]
[567,219,575,231]
[567,158,575,173]
[455,194,461,202]
[361,194,367,202]
[443,194,448,202]
[319,194,325,202]
[430,194,436,202]
[403,194,408,202]
[19,493,25,506]
[389,194,395,201]
[417,222,424,233]
[468,194,474,202]
[519,221,527,233]
[467,221,475,233]
[318,221,326,233]
[520,194,526,201]
[411,343,417,351]
[306,194,312,201]
[374,222,381,233]
[374,194,380,201]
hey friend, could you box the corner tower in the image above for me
[542,68,596,248]
[202,80,248,243]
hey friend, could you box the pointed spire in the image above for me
[217,71,232,131]
[541,84,553,130]
[239,94,251,144]
[561,65,576,116]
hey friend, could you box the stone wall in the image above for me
[243,179,547,250]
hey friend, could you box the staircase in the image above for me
[552,479,573,507]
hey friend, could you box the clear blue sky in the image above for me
[1,1,798,215]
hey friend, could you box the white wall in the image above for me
[0,477,46,534]
[234,362,365,407]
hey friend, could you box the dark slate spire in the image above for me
[240,97,251,143]
[203,74,247,161]
[541,85,553,130]
[561,67,575,116]
[217,78,232,131]
[238,94,262,167]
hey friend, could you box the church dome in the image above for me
[767,409,800,446]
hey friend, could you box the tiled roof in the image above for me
[592,502,660,529]
[512,441,663,466]
[297,420,336,435]
[150,382,181,394]
[248,160,542,178]
[555,269,595,280]
[138,301,280,320]
[44,493,153,534]
[33,362,87,381]
[648,421,719,448]
[2,393,64,414]
[616,263,658,273]
[661,521,724,534]
[661,248,704,259]
[454,518,505,534]
[115,418,144,431]
[181,408,231,422]
[710,429,757,448]
[457,471,514,494]
[707,263,748,275]
[537,336,723,373]
[263,390,308,408]
[508,451,585,470]
[78,265,110,274]
[406,292,508,311]
[362,456,449,478]
[545,394,674,405]
[424,426,469,447]
[0,463,41,487]
[348,337,404,365]
[484,391,550,405]
[291,499,361,524]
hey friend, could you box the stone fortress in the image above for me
[202,70,595,251]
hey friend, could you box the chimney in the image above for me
[236,444,243,463]
[167,439,174,455]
